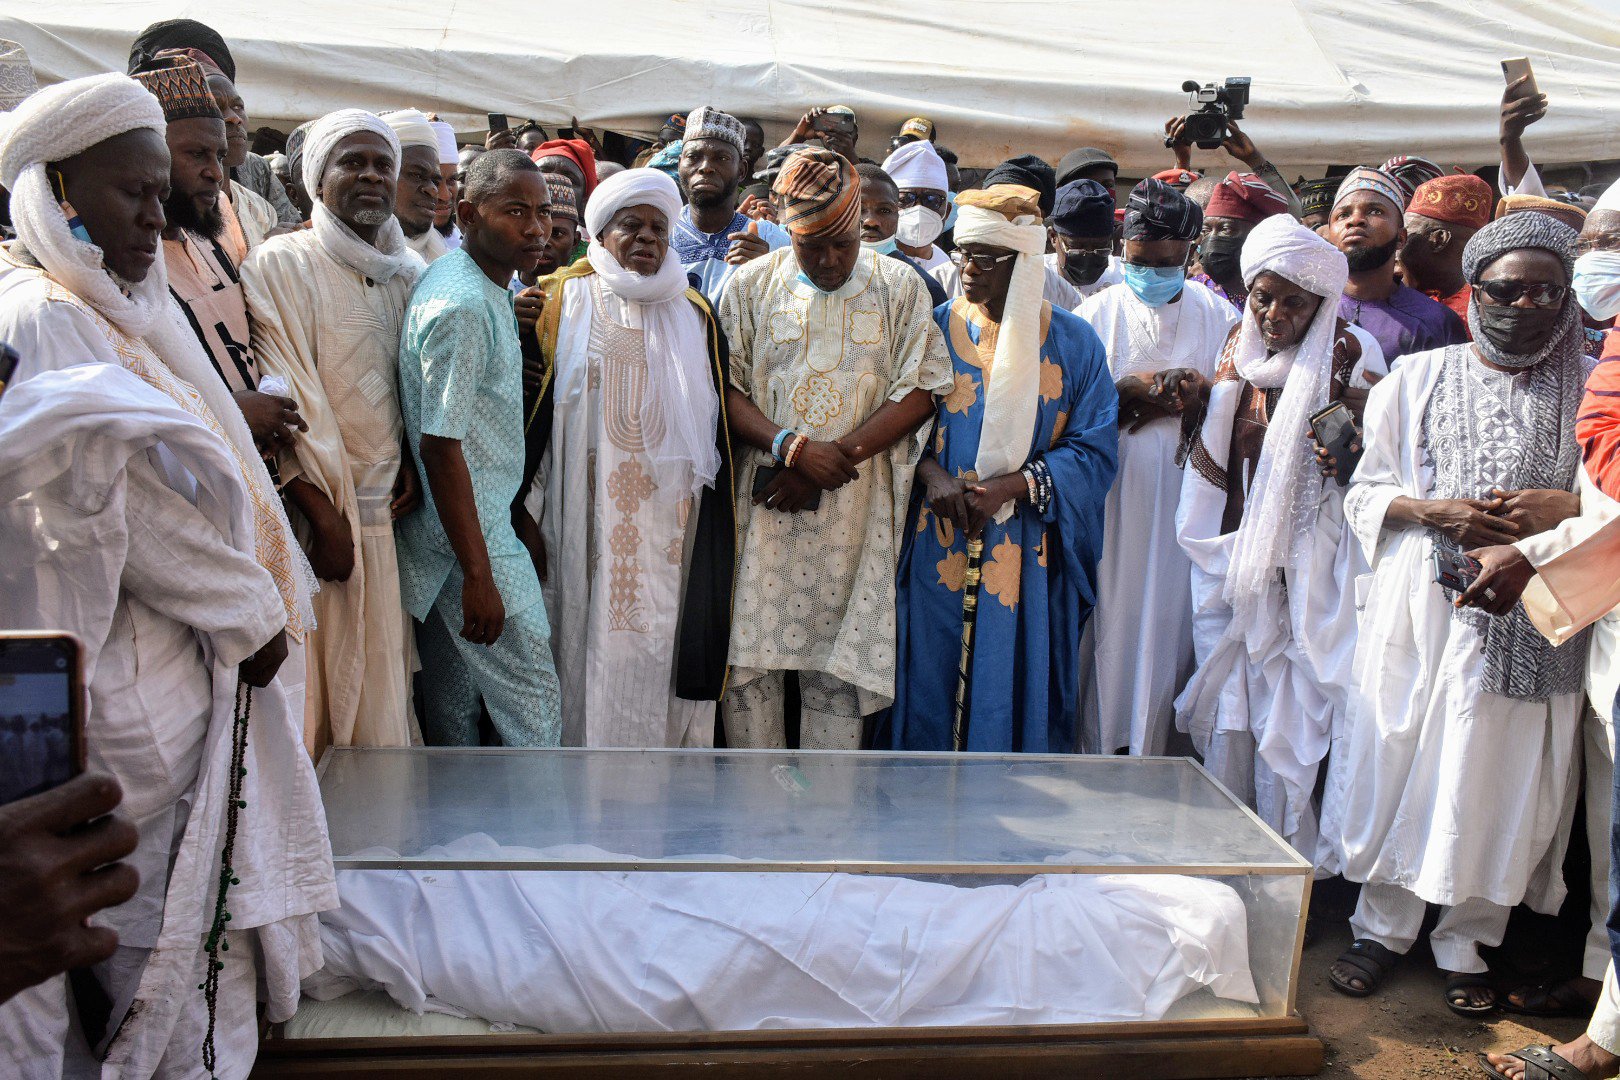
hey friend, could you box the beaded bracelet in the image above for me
[784,434,807,469]
[1028,459,1054,514]
[771,428,793,464]
[1021,466,1038,504]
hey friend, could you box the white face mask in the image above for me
[1573,249,1620,321]
[896,205,944,248]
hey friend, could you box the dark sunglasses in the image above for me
[1474,280,1568,307]
[951,250,1017,271]
[897,191,949,213]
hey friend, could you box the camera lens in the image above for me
[55,656,67,669]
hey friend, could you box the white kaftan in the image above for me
[405,226,448,264]
[1075,280,1238,754]
[0,274,335,1077]
[719,248,953,709]
[1318,346,1581,911]
[1176,324,1385,856]
[243,230,418,751]
[526,273,714,747]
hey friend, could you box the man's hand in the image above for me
[234,390,305,454]
[461,569,506,645]
[390,459,421,520]
[1220,119,1265,172]
[1500,75,1548,145]
[1422,497,1522,548]
[962,473,1025,538]
[1117,375,1180,433]
[1490,487,1580,537]
[305,501,356,582]
[756,468,822,513]
[726,220,770,265]
[791,440,860,490]
[921,460,978,533]
[1457,544,1537,617]
[738,194,776,223]
[1151,367,1207,414]
[0,773,139,1004]
[786,107,826,146]
[485,128,517,151]
[1315,440,1362,480]
[568,116,601,152]
[514,508,546,583]
[1162,117,1193,170]
[239,629,288,688]
[514,285,545,338]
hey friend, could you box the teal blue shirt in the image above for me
[396,248,539,620]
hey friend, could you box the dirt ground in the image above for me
[1250,920,1590,1080]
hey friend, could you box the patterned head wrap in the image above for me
[1050,178,1115,237]
[301,108,400,196]
[131,57,222,124]
[542,172,578,223]
[1381,155,1446,202]
[1205,171,1290,224]
[647,139,682,178]
[1497,193,1587,232]
[0,39,37,111]
[128,18,235,82]
[1463,211,1581,370]
[151,46,224,80]
[986,154,1056,216]
[1332,166,1406,213]
[1296,177,1339,218]
[1408,174,1492,231]
[682,106,745,158]
[772,147,860,237]
[1124,177,1202,242]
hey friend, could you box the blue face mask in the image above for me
[796,271,837,294]
[1122,262,1186,307]
[861,237,898,256]
[942,190,959,232]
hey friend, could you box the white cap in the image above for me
[882,139,948,192]
[429,120,459,166]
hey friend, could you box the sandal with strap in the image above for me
[1499,979,1599,1020]
[1328,938,1398,997]
[1477,1045,1591,1080]
[1447,971,1498,1017]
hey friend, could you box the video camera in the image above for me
[1166,77,1251,150]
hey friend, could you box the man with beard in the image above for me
[243,109,425,751]
[384,108,451,264]
[1399,174,1493,329]
[1192,171,1291,310]
[673,106,788,300]
[397,149,563,747]
[1330,166,1466,366]
[134,57,305,458]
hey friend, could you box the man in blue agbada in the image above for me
[888,184,1118,752]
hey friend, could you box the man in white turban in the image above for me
[522,167,736,746]
[243,108,425,752]
[887,184,1119,752]
[0,72,332,1079]
[1174,213,1385,858]
[383,108,451,264]
[881,138,952,273]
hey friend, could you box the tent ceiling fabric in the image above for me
[5,0,1620,171]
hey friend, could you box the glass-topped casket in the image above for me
[254,749,1322,1079]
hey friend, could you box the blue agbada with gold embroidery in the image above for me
[889,298,1118,752]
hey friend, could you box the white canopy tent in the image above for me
[4,0,1619,173]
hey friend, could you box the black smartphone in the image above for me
[1309,401,1362,486]
[487,112,509,133]
[0,632,86,805]
[0,342,18,403]
[752,465,821,511]
[1432,549,1481,593]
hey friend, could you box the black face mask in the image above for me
[1063,251,1111,287]
[1199,234,1245,285]
[1344,236,1400,273]
[1475,301,1564,361]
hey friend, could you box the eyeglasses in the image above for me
[950,250,1017,271]
[898,191,949,213]
[1056,236,1112,257]
[1474,280,1569,307]
[1575,234,1620,256]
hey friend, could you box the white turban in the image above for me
[381,108,437,154]
[952,193,1048,518]
[0,72,162,189]
[881,139,948,192]
[1223,213,1350,650]
[583,168,720,500]
[429,120,459,166]
[301,109,421,285]
[1596,176,1620,214]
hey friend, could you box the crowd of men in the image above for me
[5,15,1620,1080]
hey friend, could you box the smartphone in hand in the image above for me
[1309,401,1362,486]
[0,632,85,805]
[1501,57,1539,98]
[487,112,510,133]
[1432,549,1482,593]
